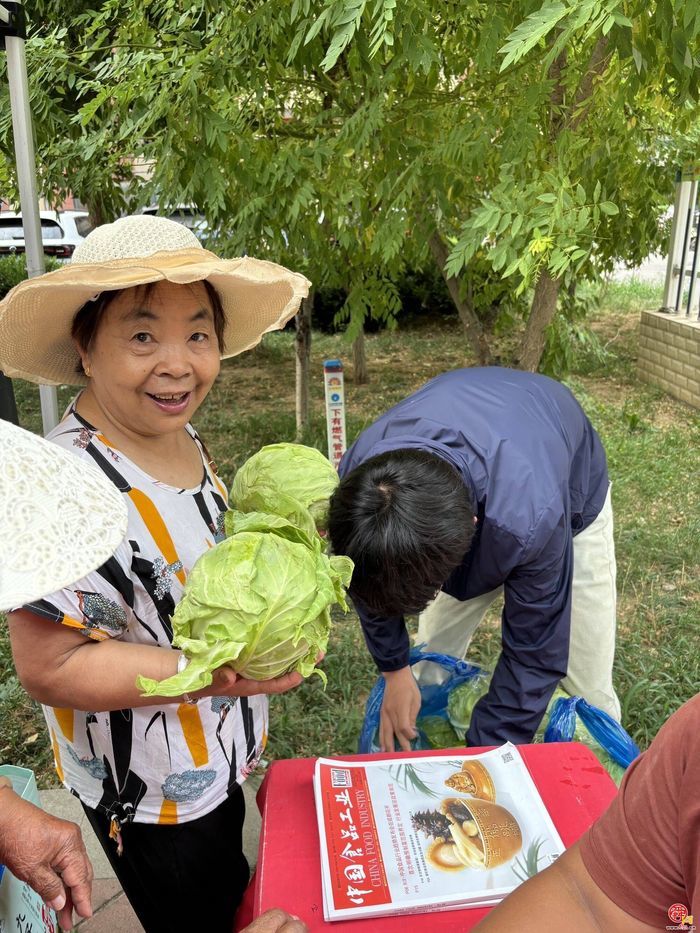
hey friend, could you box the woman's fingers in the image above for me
[229,671,304,697]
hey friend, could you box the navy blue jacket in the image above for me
[338,367,609,746]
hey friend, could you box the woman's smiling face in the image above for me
[78,280,221,440]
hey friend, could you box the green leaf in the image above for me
[631,45,644,73]
[304,9,329,45]
[599,201,619,215]
[499,1,568,72]
[612,12,633,27]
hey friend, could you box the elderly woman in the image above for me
[0,215,310,933]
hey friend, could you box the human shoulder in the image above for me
[45,405,108,463]
[647,692,700,765]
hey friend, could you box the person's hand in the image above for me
[196,664,305,699]
[380,666,422,752]
[241,907,308,932]
[0,779,93,932]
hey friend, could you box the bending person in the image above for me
[328,367,620,752]
[0,215,310,933]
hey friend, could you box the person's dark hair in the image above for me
[71,280,226,374]
[328,449,476,617]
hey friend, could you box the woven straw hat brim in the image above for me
[0,419,128,610]
[0,248,310,386]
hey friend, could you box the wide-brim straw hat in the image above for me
[0,419,128,610]
[0,214,310,386]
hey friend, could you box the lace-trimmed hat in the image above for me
[0,214,310,386]
[0,419,128,610]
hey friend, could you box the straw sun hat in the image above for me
[0,214,310,386]
[0,419,128,610]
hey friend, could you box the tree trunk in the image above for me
[428,231,492,366]
[82,200,106,229]
[294,288,313,441]
[516,36,610,372]
[518,269,562,371]
[352,326,369,384]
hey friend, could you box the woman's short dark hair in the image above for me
[71,280,226,373]
[328,449,476,617]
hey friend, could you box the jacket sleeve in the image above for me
[354,600,411,673]
[466,507,573,746]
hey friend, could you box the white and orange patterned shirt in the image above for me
[23,405,267,826]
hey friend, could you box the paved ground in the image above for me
[40,779,262,932]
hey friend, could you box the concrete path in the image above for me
[40,780,262,932]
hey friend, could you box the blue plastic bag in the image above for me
[544,696,640,768]
[357,647,483,753]
[359,650,641,785]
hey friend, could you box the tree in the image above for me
[2,1,699,373]
[290,1,700,368]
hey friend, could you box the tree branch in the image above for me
[428,230,492,366]
[550,36,611,138]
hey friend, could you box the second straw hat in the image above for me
[0,419,128,611]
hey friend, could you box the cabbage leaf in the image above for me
[137,528,353,697]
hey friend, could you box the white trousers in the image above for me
[415,486,621,721]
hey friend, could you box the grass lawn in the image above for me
[2,279,698,784]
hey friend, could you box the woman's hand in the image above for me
[197,650,327,699]
[380,667,422,752]
[197,664,304,698]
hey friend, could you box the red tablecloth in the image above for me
[234,743,617,932]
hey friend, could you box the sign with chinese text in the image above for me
[323,359,347,469]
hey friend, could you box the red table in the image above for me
[235,743,617,931]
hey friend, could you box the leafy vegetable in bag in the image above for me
[417,716,462,749]
[447,674,628,784]
[446,671,492,734]
[137,528,353,697]
[228,442,339,533]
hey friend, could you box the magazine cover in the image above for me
[313,743,565,921]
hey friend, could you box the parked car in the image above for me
[0,210,93,260]
[141,205,209,240]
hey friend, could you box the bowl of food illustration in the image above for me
[444,760,496,801]
[412,797,522,871]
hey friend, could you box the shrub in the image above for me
[0,255,61,300]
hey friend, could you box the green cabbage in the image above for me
[224,509,316,549]
[446,672,492,733]
[228,442,339,534]
[137,528,353,697]
[417,716,462,749]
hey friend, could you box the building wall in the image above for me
[638,310,700,409]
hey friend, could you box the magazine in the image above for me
[313,743,565,921]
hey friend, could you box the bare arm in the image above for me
[8,609,303,711]
[474,841,657,933]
